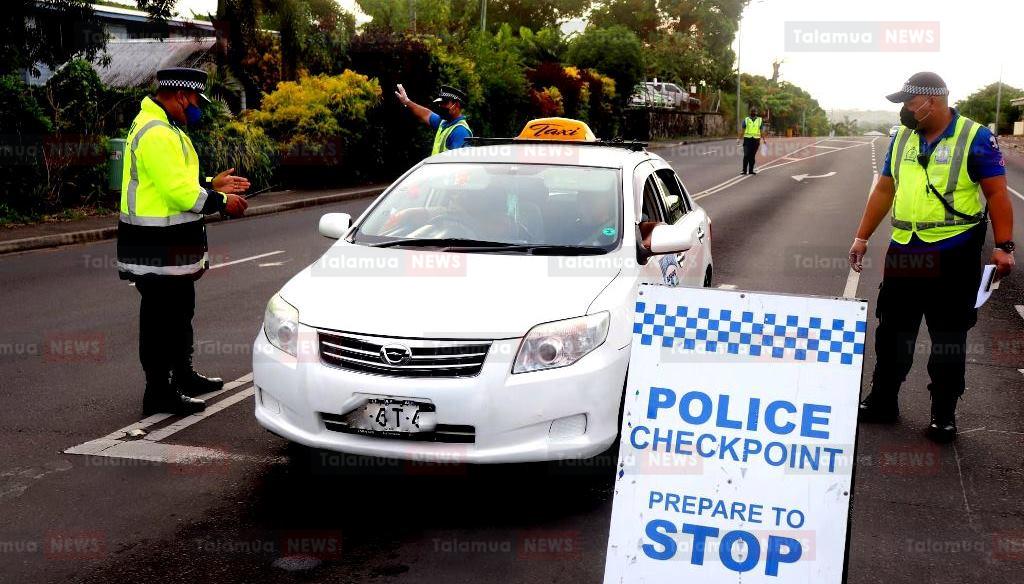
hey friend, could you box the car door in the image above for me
[635,164,682,287]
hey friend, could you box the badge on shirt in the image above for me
[932,144,950,164]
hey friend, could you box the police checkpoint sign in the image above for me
[603,284,867,584]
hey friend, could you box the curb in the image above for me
[0,186,386,256]
[647,136,732,150]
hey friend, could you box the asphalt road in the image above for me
[1,136,1022,583]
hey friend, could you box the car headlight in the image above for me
[512,312,610,374]
[264,293,299,356]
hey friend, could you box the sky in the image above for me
[170,0,1024,112]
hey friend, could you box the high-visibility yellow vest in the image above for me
[743,116,762,139]
[890,116,986,244]
[431,118,472,155]
[116,97,225,278]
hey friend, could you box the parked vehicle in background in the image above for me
[630,81,702,111]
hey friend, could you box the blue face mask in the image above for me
[184,104,203,125]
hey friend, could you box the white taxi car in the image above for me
[253,118,713,463]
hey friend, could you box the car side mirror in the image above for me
[318,213,352,239]
[648,213,701,254]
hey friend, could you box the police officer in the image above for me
[117,68,250,415]
[849,72,1015,443]
[394,84,472,154]
[739,107,767,175]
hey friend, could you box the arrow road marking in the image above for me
[792,171,837,182]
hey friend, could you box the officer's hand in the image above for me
[224,193,248,218]
[395,83,410,106]
[848,238,868,273]
[991,249,1015,280]
[213,168,250,195]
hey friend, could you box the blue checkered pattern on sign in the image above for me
[633,301,866,365]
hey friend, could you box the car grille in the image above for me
[318,331,491,378]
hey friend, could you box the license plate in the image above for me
[341,398,437,436]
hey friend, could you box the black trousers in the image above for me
[742,137,760,173]
[135,276,196,381]
[869,224,985,402]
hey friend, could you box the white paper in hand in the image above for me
[975,264,998,308]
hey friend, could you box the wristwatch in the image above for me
[995,241,1015,253]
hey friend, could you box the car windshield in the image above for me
[352,163,622,253]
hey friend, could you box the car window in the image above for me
[654,169,687,223]
[641,175,666,223]
[355,163,623,252]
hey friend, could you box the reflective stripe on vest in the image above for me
[116,252,209,277]
[889,117,985,244]
[431,119,471,155]
[743,117,762,139]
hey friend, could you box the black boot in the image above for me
[143,371,207,416]
[172,360,224,397]
[858,390,899,423]
[925,396,958,443]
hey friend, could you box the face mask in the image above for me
[184,103,203,126]
[900,100,932,130]
[435,103,455,121]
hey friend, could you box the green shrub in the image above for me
[251,70,382,185]
[566,25,642,113]
[0,74,52,220]
[468,25,531,138]
[191,100,278,191]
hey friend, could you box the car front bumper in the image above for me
[252,325,629,464]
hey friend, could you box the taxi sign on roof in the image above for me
[517,117,597,142]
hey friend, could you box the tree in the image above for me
[589,0,662,42]
[566,26,644,108]
[956,82,1024,133]
[2,1,108,77]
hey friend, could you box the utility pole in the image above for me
[480,0,487,33]
[994,64,1003,137]
[736,18,742,134]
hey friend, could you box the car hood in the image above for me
[281,243,622,339]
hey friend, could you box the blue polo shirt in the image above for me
[880,109,1003,250]
[880,109,1005,182]
[428,113,472,150]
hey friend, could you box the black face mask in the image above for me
[434,103,454,121]
[899,105,918,130]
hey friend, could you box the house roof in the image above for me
[94,37,216,88]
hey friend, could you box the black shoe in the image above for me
[858,391,899,423]
[143,391,207,416]
[749,171,757,175]
[172,368,224,397]
[741,171,748,175]
[925,397,957,443]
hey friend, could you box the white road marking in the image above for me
[717,284,738,290]
[758,141,868,173]
[92,373,253,441]
[951,443,974,526]
[1015,305,1024,322]
[210,251,285,270]
[814,144,841,150]
[65,373,257,463]
[1008,185,1024,203]
[820,138,870,144]
[142,387,255,442]
[791,171,837,182]
[258,262,286,267]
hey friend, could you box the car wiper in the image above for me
[446,244,608,255]
[369,237,516,248]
